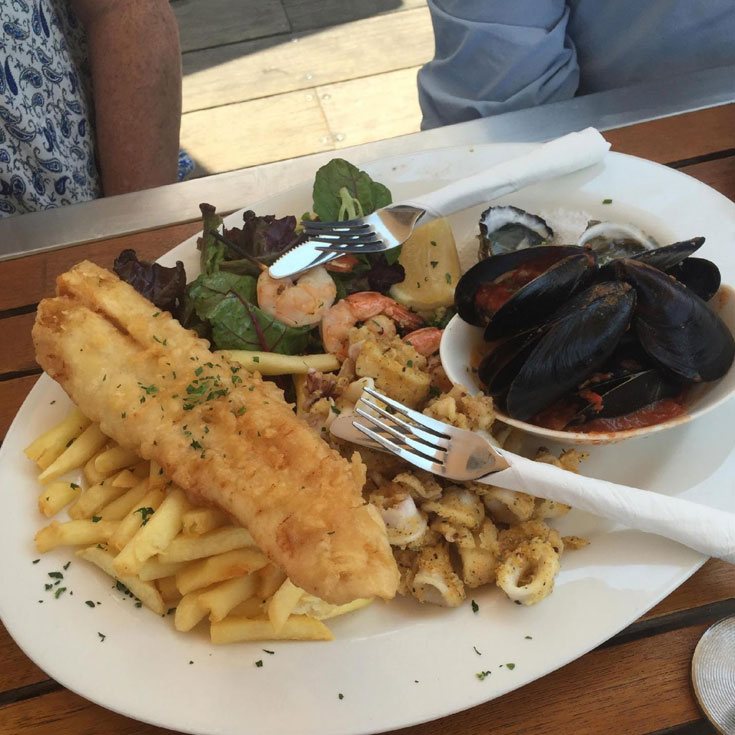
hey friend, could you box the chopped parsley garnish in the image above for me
[263,649,275,655]
[190,440,203,450]
[54,587,67,598]
[473,646,481,656]
[195,366,203,376]
[525,635,533,640]
[237,406,246,415]
[428,385,441,399]
[152,312,160,317]
[430,240,437,247]
[98,632,106,642]
[430,261,438,268]
[32,559,40,564]
[406,359,413,368]
[255,660,263,668]
[85,601,96,608]
[602,198,613,204]
[471,599,479,613]
[48,572,63,579]
[121,412,127,419]
[252,356,260,363]
[63,561,71,570]
[134,507,155,525]
[338,693,344,700]
[152,335,167,346]
[476,671,491,681]
[70,483,80,490]
[445,272,452,284]
[91,516,102,523]
[506,662,516,670]
[65,438,75,448]
[330,405,341,415]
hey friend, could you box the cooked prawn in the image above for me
[257,266,336,328]
[402,327,443,356]
[321,291,423,357]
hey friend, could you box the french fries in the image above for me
[27,403,369,643]
[24,407,90,470]
[114,488,190,576]
[216,350,340,375]
[77,546,165,615]
[37,480,81,518]
[158,526,255,564]
[176,548,268,595]
[38,423,108,485]
[211,615,333,644]
[35,519,117,553]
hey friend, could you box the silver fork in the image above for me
[268,128,610,279]
[333,386,735,563]
[306,128,610,258]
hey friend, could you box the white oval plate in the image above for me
[2,144,735,735]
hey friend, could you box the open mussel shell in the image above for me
[478,205,553,259]
[578,221,658,264]
[666,257,721,301]
[455,245,586,328]
[631,237,704,270]
[612,259,735,382]
[572,369,684,423]
[483,251,597,341]
[478,328,544,396]
[505,282,637,421]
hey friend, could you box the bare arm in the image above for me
[71,0,182,196]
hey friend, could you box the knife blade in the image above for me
[268,240,340,279]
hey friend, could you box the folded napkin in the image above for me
[404,127,611,222]
[486,450,735,563]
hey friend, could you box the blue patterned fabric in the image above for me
[0,0,100,217]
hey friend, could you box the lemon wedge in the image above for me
[390,217,461,312]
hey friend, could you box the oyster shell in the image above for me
[478,205,553,259]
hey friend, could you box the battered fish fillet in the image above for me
[33,261,399,604]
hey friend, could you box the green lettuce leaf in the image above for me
[207,297,311,354]
[312,159,392,221]
[197,203,225,276]
[187,272,257,321]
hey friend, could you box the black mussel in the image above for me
[666,257,721,301]
[484,251,597,340]
[505,282,637,421]
[478,328,544,396]
[571,369,684,423]
[631,237,704,270]
[455,245,587,328]
[578,221,657,264]
[478,205,553,259]
[612,259,735,382]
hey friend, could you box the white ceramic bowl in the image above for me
[440,285,735,445]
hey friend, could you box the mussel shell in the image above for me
[612,259,735,382]
[666,257,721,301]
[455,245,584,327]
[478,205,553,259]
[631,237,705,270]
[484,251,597,341]
[505,282,637,421]
[478,328,543,396]
[573,369,683,422]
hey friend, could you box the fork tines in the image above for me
[354,387,452,474]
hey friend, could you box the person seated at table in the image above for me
[0,0,184,218]
[418,0,735,129]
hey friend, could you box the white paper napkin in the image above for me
[403,127,611,221]
[485,449,735,562]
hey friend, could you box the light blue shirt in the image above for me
[419,0,735,129]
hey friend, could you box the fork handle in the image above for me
[398,128,610,223]
[484,451,735,563]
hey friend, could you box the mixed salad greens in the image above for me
[114,159,420,356]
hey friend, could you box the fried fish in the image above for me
[33,261,399,604]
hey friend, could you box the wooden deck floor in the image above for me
[173,0,433,176]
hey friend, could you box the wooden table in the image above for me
[1,105,735,735]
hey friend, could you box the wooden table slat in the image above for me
[0,375,39,439]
